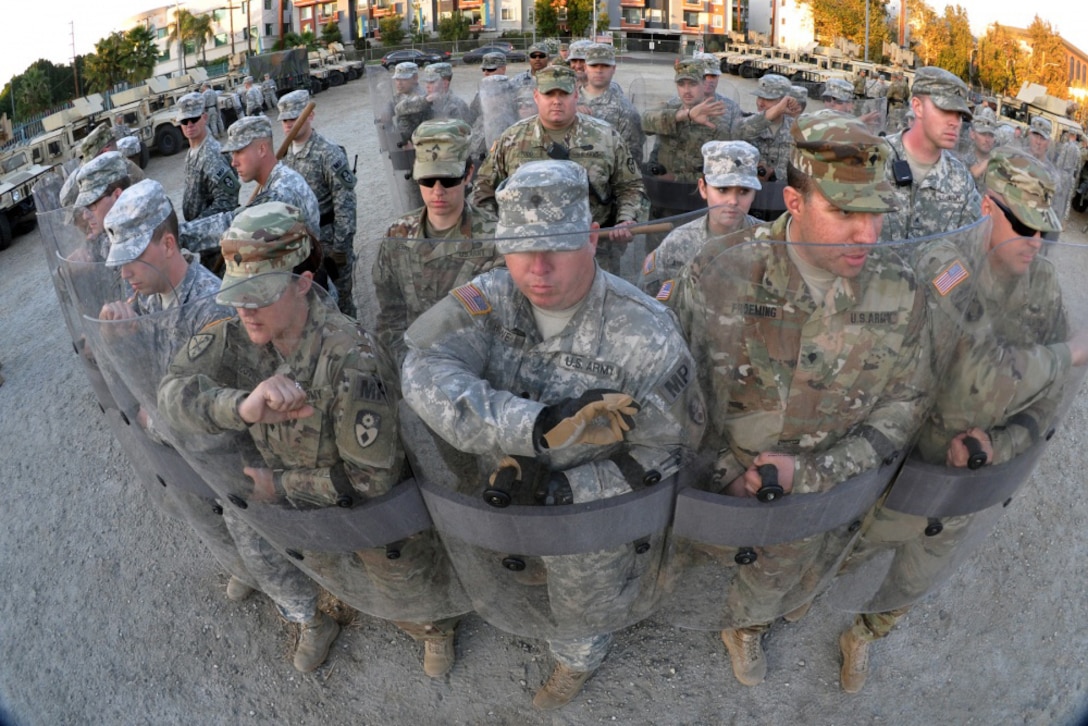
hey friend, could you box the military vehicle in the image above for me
[0,145,56,248]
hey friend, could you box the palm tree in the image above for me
[124,25,160,83]
[190,13,217,65]
[168,8,203,72]
[83,32,128,93]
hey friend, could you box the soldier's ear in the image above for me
[697,177,709,202]
[782,185,804,217]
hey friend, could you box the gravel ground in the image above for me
[2,60,1088,725]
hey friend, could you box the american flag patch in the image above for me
[642,251,656,275]
[451,283,492,315]
[656,279,675,301]
[932,260,969,296]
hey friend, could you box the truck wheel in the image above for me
[347,68,359,81]
[329,71,346,87]
[0,212,12,251]
[155,125,184,156]
[138,141,151,169]
[311,78,323,95]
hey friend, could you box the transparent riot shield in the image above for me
[472,74,519,164]
[632,207,740,292]
[659,221,989,631]
[32,170,64,214]
[369,68,424,216]
[400,230,704,640]
[828,229,1088,614]
[853,97,888,136]
[97,273,468,623]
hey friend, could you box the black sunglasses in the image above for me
[418,175,465,188]
[529,53,548,59]
[990,196,1038,237]
[179,116,202,126]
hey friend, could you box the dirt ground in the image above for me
[2,60,1088,726]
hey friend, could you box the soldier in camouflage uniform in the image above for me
[261,74,278,111]
[693,51,728,104]
[579,44,645,166]
[885,70,910,132]
[391,62,429,143]
[789,85,809,114]
[176,93,240,222]
[402,160,704,709]
[511,42,551,87]
[640,140,762,294]
[1053,129,1083,224]
[201,83,224,138]
[748,74,796,182]
[373,119,499,366]
[472,66,648,275]
[469,74,518,165]
[418,63,474,124]
[853,69,868,98]
[468,52,507,122]
[243,76,264,116]
[958,106,997,187]
[59,123,143,208]
[73,152,133,260]
[837,148,1088,693]
[278,90,358,317]
[663,111,930,688]
[566,40,594,87]
[179,116,320,257]
[880,66,982,241]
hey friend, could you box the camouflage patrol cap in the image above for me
[789,85,808,106]
[984,147,1061,233]
[411,119,472,179]
[694,52,722,76]
[422,62,453,81]
[528,43,550,55]
[971,106,997,134]
[217,202,313,308]
[1030,116,1053,138]
[701,140,762,191]
[535,66,577,94]
[584,43,616,66]
[568,40,592,61]
[789,110,897,213]
[176,92,207,122]
[551,56,571,68]
[753,74,791,100]
[494,160,591,253]
[74,151,129,208]
[103,179,174,267]
[675,60,703,84]
[392,62,419,79]
[481,52,506,70]
[821,78,854,102]
[244,75,254,84]
[116,136,141,157]
[81,123,115,159]
[910,66,972,119]
[221,115,273,152]
[276,89,311,120]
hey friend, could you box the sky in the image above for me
[1,0,1084,88]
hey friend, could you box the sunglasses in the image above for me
[529,53,548,59]
[179,116,202,126]
[418,175,465,188]
[990,196,1038,238]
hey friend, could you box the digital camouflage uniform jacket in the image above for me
[373,202,499,366]
[282,130,357,254]
[639,211,761,294]
[182,135,240,222]
[472,113,650,227]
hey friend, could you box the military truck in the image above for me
[0,145,57,248]
[247,48,314,96]
[25,95,108,168]
[327,42,365,79]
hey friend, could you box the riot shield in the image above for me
[473,74,519,163]
[369,68,423,217]
[98,273,468,623]
[659,222,989,631]
[829,228,1088,613]
[853,97,888,136]
[32,170,64,214]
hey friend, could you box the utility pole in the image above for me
[70,21,81,97]
[864,0,870,62]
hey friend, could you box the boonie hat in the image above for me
[217,202,313,308]
[277,89,311,120]
[702,141,761,191]
[74,151,129,208]
[103,179,174,267]
[221,115,273,152]
[494,160,591,253]
[411,119,472,179]
[984,147,1061,233]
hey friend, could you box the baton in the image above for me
[600,221,675,239]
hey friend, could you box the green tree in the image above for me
[811,0,893,61]
[438,12,471,42]
[978,24,1025,95]
[190,13,216,65]
[567,0,594,37]
[933,5,973,81]
[168,8,215,71]
[124,26,160,84]
[83,32,129,92]
[379,15,407,46]
[534,0,559,39]
[16,66,52,116]
[1024,15,1067,97]
[321,20,343,45]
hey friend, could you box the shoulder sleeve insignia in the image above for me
[642,250,656,275]
[450,283,492,315]
[932,259,970,297]
[355,410,381,448]
[186,333,216,361]
[655,279,675,302]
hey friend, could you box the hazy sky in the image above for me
[1,0,1082,90]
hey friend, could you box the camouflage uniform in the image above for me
[419,64,474,124]
[203,87,224,137]
[885,75,910,132]
[579,64,645,166]
[261,77,278,110]
[402,160,704,673]
[747,75,795,181]
[1052,137,1082,223]
[244,78,264,116]
[182,135,240,222]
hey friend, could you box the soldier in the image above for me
[472,65,648,275]
[853,69,868,98]
[836,148,1088,692]
[1026,117,1053,163]
[788,85,809,115]
[693,51,727,103]
[278,90,358,317]
[418,63,474,123]
[73,152,132,259]
[179,116,320,257]
[663,111,929,688]
[392,62,430,142]
[886,70,910,131]
[261,73,279,111]
[176,92,240,223]
[469,74,518,166]
[820,78,856,113]
[402,160,704,709]
[1053,129,1083,224]
[511,42,551,87]
[880,66,982,241]
[201,83,224,137]
[468,52,508,128]
[243,76,264,116]
[579,44,645,166]
[373,119,499,366]
[639,140,762,294]
[961,106,997,187]
[567,40,593,87]
[748,74,797,182]
[60,122,143,208]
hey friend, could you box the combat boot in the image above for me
[422,633,455,677]
[720,627,766,686]
[839,627,870,693]
[532,663,593,710]
[293,611,340,672]
[225,576,255,602]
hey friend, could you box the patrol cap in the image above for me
[221,115,273,152]
[674,60,703,84]
[821,78,854,102]
[584,43,616,66]
[74,151,129,208]
[1030,116,1053,138]
[971,106,997,134]
[694,52,721,76]
[753,74,791,100]
[392,62,419,79]
[535,66,577,94]
[567,40,591,61]
[910,66,972,119]
[116,136,141,157]
[217,202,313,308]
[550,56,571,69]
[411,119,472,179]
[103,179,174,267]
[176,92,207,122]
[276,89,311,120]
[81,123,115,159]
[244,75,254,84]
[984,147,1061,233]
[528,42,549,56]
[423,62,453,81]
[789,85,808,105]
[789,110,897,213]
[481,52,506,70]
[702,140,762,191]
[494,160,591,254]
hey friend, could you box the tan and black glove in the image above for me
[533,389,640,451]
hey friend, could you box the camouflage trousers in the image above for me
[849,606,912,641]
[207,109,225,138]
[550,633,613,672]
[166,488,258,590]
[222,509,319,623]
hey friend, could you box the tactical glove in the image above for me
[534,389,640,450]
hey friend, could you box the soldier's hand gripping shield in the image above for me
[108,272,469,623]
[658,225,984,630]
[370,68,424,216]
[829,222,1088,613]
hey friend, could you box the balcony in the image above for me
[620,0,645,6]
[458,0,482,8]
[682,23,706,32]
[681,0,706,10]
[620,18,646,28]
[371,5,395,17]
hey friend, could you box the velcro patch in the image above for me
[932,259,969,296]
[655,279,674,301]
[186,333,215,361]
[642,250,656,275]
[355,410,381,448]
[451,283,492,315]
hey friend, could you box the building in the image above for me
[1002,26,1088,93]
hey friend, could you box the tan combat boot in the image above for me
[422,633,455,677]
[720,627,767,686]
[532,663,593,710]
[839,627,871,693]
[225,576,255,602]
[293,611,340,672]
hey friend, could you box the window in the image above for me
[265,23,273,35]
[301,7,313,20]
[159,47,171,60]
[322,2,338,17]
[215,32,229,47]
[501,7,514,20]
[264,0,272,8]
[155,27,168,39]
[712,14,723,27]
